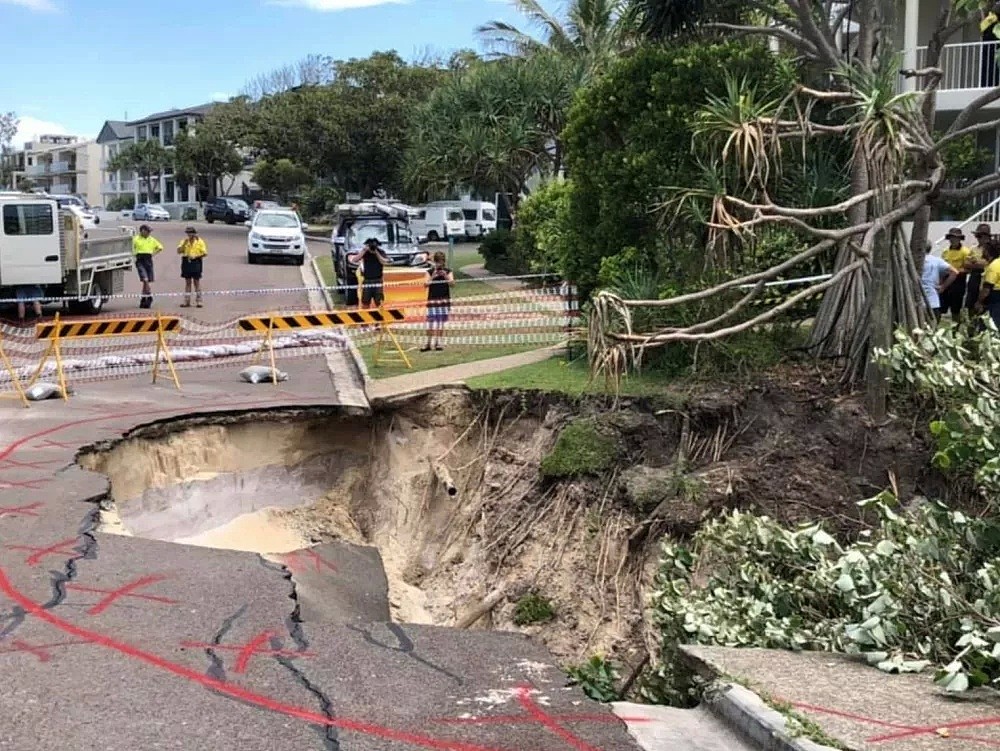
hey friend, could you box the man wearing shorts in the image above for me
[177,226,207,307]
[349,237,390,309]
[132,224,163,309]
[421,250,454,351]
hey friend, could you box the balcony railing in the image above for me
[27,164,48,176]
[101,180,137,194]
[50,160,73,173]
[915,41,1000,91]
[50,183,73,194]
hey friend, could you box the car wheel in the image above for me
[69,281,104,315]
[206,216,215,224]
[225,216,235,225]
[294,256,305,266]
[427,231,440,242]
[248,253,257,265]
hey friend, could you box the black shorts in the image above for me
[361,280,384,306]
[181,257,203,280]
[135,254,154,282]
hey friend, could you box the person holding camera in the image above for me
[348,237,391,309]
[421,250,454,352]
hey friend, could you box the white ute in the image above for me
[0,193,134,314]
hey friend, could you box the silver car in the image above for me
[133,203,170,221]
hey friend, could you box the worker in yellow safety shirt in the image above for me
[940,228,975,322]
[177,226,208,308]
[975,237,1000,328]
[132,224,163,309]
[981,3,1000,86]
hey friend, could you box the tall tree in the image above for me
[477,0,634,75]
[0,112,19,190]
[107,140,174,203]
[173,126,243,201]
[403,53,578,209]
[252,159,312,202]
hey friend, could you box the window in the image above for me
[3,204,54,236]
[447,210,464,221]
[163,121,174,146]
[137,126,147,141]
[150,124,160,141]
[418,210,426,219]
[178,119,188,132]
[482,209,496,221]
[165,178,175,203]
[462,209,476,221]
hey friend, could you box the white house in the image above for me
[96,120,135,206]
[10,134,102,206]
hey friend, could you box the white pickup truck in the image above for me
[0,193,133,314]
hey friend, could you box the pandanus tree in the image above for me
[590,0,1000,420]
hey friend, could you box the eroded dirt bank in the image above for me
[78,373,943,675]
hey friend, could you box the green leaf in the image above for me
[936,671,969,692]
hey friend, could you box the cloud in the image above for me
[13,116,71,148]
[266,0,407,10]
[210,92,232,102]
[1,0,58,12]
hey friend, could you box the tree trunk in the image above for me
[865,229,893,420]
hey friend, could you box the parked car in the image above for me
[66,205,99,228]
[246,210,308,265]
[205,197,251,224]
[133,203,170,221]
[330,201,430,305]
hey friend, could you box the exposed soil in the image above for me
[78,366,946,681]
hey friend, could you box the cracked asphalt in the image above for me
[0,224,645,751]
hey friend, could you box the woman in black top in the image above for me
[422,250,454,351]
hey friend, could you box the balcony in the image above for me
[913,42,1000,110]
[50,183,73,194]
[27,164,48,176]
[50,160,74,174]
[101,180,137,194]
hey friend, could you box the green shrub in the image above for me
[566,656,620,702]
[294,185,343,222]
[540,417,620,479]
[478,228,528,275]
[106,195,135,211]
[513,593,555,625]
[514,180,573,275]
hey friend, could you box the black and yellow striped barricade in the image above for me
[0,331,29,408]
[236,308,411,384]
[29,312,182,400]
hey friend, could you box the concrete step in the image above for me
[613,703,760,751]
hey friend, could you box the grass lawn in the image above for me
[359,342,541,378]
[465,356,676,397]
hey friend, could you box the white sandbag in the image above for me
[25,382,71,401]
[239,365,288,384]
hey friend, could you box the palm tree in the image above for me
[476,0,634,73]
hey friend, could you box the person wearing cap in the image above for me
[966,223,992,313]
[177,226,208,308]
[132,224,163,309]
[940,228,974,321]
[975,238,1000,328]
[348,237,391,309]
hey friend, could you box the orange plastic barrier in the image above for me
[354,267,427,307]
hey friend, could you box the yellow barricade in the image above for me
[237,307,411,384]
[29,312,182,399]
[0,332,29,408]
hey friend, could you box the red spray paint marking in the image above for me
[515,686,601,751]
[435,715,650,727]
[29,439,81,451]
[0,458,62,471]
[181,630,316,674]
[791,700,1000,748]
[281,549,337,574]
[0,502,43,518]
[0,639,88,663]
[0,478,50,491]
[0,565,520,751]
[7,538,82,567]
[66,575,179,615]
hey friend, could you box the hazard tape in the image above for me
[237,308,405,332]
[36,316,181,340]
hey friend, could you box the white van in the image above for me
[412,204,465,242]
[457,200,497,239]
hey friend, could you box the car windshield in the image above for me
[149,204,166,211]
[230,200,249,210]
[255,213,299,228]
[347,220,413,247]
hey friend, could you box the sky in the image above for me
[1,0,536,147]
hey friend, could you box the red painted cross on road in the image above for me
[0,478,50,491]
[0,502,43,519]
[0,639,89,663]
[0,458,61,471]
[67,575,179,615]
[30,439,79,451]
[280,549,337,574]
[7,538,81,567]
[181,630,315,674]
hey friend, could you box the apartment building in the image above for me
[96,120,135,206]
[10,134,102,206]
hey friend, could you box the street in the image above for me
[103,216,329,322]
